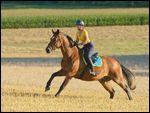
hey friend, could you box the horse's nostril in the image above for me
[46,48,50,53]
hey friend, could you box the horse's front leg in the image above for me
[55,75,72,97]
[45,69,65,92]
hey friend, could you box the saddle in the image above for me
[81,51,102,67]
[75,43,102,67]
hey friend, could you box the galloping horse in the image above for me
[45,29,136,100]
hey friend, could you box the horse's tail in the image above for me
[121,64,136,90]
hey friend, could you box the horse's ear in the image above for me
[56,29,60,34]
[52,29,55,34]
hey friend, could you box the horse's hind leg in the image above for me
[45,69,65,92]
[112,73,133,100]
[99,76,115,99]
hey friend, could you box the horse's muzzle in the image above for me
[46,48,51,53]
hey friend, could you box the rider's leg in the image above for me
[86,56,96,76]
[83,43,96,76]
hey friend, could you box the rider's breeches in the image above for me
[83,42,94,66]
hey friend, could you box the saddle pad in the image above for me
[92,56,102,67]
[82,54,103,67]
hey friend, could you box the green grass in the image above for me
[1,14,149,28]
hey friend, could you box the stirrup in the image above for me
[88,69,96,76]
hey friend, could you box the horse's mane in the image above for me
[61,32,75,46]
[63,33,74,43]
[60,32,80,50]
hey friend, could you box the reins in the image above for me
[62,33,81,50]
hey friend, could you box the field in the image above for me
[1,8,149,28]
[1,25,149,111]
[1,6,149,112]
[1,64,149,112]
[2,8,149,17]
[1,25,149,57]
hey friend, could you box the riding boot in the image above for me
[87,58,96,76]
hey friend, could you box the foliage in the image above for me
[1,14,149,28]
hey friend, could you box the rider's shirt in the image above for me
[76,29,91,44]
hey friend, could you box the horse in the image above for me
[45,29,136,100]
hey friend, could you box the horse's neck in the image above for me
[60,35,84,67]
[60,37,76,59]
[60,37,86,74]
[60,45,72,58]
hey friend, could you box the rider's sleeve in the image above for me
[84,30,88,37]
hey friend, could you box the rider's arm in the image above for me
[75,32,79,43]
[76,37,79,44]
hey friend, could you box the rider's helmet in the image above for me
[76,20,85,26]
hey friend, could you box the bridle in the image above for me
[46,32,81,53]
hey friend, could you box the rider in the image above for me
[75,20,96,76]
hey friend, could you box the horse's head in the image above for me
[45,29,62,53]
[46,29,77,54]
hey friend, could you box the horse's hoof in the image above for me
[110,92,115,99]
[45,86,50,92]
[55,93,59,97]
[110,96,114,99]
[129,97,133,100]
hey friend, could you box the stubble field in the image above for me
[1,8,149,112]
[1,25,149,57]
[1,64,149,112]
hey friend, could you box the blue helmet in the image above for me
[76,20,84,26]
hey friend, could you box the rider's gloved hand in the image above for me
[78,43,83,46]
[74,41,78,46]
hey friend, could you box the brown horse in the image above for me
[45,29,136,100]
